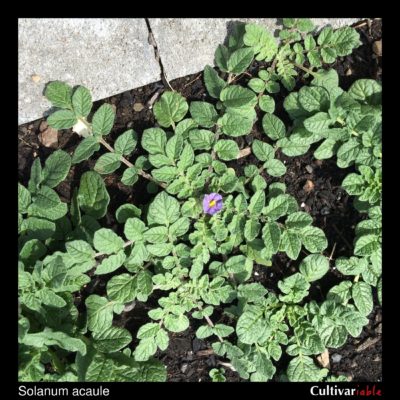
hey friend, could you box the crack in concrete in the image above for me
[145,18,173,90]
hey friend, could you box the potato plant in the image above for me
[18,19,381,382]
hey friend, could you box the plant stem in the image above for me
[198,304,223,342]
[76,118,166,188]
[98,137,166,188]
[292,62,318,77]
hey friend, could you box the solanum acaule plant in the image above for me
[18,19,381,382]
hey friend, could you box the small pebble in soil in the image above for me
[192,338,206,353]
[254,271,259,276]
[331,353,343,363]
[180,364,188,374]
[372,40,382,57]
[321,206,330,215]
[133,103,145,112]
[301,202,306,208]
[305,165,313,174]
[31,74,41,83]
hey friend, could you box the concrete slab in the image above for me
[18,18,161,125]
[148,18,361,81]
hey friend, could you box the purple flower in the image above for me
[203,193,223,215]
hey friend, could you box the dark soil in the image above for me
[18,18,382,382]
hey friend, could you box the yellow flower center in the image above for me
[209,200,216,207]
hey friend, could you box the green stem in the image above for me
[292,62,318,77]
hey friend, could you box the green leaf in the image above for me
[47,110,77,129]
[298,86,329,112]
[78,171,110,219]
[215,44,229,71]
[248,78,266,93]
[348,79,381,104]
[307,50,322,67]
[164,313,189,333]
[303,112,331,133]
[72,136,100,164]
[19,239,47,266]
[95,250,126,275]
[190,101,218,128]
[252,140,274,162]
[299,254,329,282]
[94,153,121,174]
[259,95,275,113]
[147,192,180,226]
[93,228,124,255]
[297,19,315,33]
[33,186,61,210]
[141,128,167,155]
[116,204,141,224]
[93,326,132,353]
[72,86,92,117]
[137,323,160,339]
[107,274,137,304]
[218,112,254,136]
[220,86,257,109]
[314,138,337,160]
[154,92,188,128]
[121,167,139,186]
[286,212,313,229]
[189,129,215,150]
[244,219,261,241]
[37,288,67,308]
[336,139,360,165]
[134,338,157,362]
[301,226,328,253]
[22,217,55,241]
[340,310,369,337]
[264,159,286,177]
[311,69,339,90]
[214,140,239,161]
[92,104,115,136]
[169,217,190,238]
[165,134,184,161]
[236,305,266,344]
[278,138,310,157]
[152,166,179,182]
[203,65,226,99]
[19,183,31,213]
[352,281,373,316]
[136,270,153,300]
[327,281,353,304]
[65,240,94,262]
[243,24,278,61]
[225,255,248,274]
[262,114,286,140]
[85,295,114,332]
[354,234,379,256]
[287,356,328,382]
[124,217,146,242]
[304,34,316,51]
[41,150,71,188]
[114,129,137,156]
[45,81,73,109]
[147,243,173,257]
[196,325,214,339]
[377,277,382,305]
[331,27,361,56]
[249,190,265,215]
[264,194,290,220]
[143,226,168,243]
[281,230,302,260]
[22,328,86,355]
[213,324,234,338]
[227,47,254,74]
[262,222,281,254]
